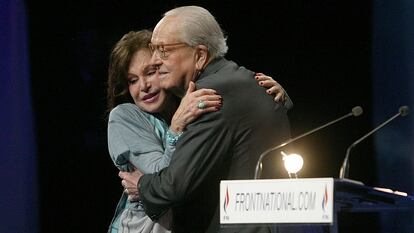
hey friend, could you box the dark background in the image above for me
[2,0,412,232]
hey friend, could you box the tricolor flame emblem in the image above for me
[322,184,328,211]
[223,186,230,214]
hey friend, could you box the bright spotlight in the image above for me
[281,151,304,178]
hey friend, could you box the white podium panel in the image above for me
[220,178,334,225]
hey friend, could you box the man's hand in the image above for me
[119,169,143,202]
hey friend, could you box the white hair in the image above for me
[164,5,228,58]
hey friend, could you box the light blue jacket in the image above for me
[107,103,174,233]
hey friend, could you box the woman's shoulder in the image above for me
[109,103,148,121]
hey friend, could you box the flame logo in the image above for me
[322,184,328,211]
[223,186,229,214]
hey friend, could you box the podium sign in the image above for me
[220,178,334,225]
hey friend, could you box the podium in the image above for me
[220,178,414,232]
[332,178,414,232]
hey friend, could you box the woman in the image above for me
[106,30,289,233]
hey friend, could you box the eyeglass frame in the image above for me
[148,42,189,60]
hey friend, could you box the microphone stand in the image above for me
[339,106,409,179]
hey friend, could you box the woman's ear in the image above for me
[195,45,209,70]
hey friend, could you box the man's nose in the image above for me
[149,51,163,66]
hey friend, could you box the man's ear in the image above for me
[195,44,209,70]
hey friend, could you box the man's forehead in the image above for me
[152,18,180,43]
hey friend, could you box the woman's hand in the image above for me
[255,72,287,102]
[170,81,222,133]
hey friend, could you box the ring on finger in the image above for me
[197,100,206,109]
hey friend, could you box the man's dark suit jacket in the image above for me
[139,58,291,233]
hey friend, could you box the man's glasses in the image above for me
[148,42,188,60]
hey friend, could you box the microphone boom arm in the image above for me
[254,111,355,179]
[339,111,403,179]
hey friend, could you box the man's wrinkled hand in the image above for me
[119,169,144,201]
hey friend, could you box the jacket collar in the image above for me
[197,57,228,81]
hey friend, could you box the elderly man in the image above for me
[120,5,292,233]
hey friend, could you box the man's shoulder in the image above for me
[217,58,255,76]
[198,58,255,88]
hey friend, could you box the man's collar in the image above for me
[198,57,228,80]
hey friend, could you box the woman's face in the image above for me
[127,49,170,113]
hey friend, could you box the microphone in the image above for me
[254,106,363,179]
[339,105,410,179]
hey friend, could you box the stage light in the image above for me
[281,151,303,178]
